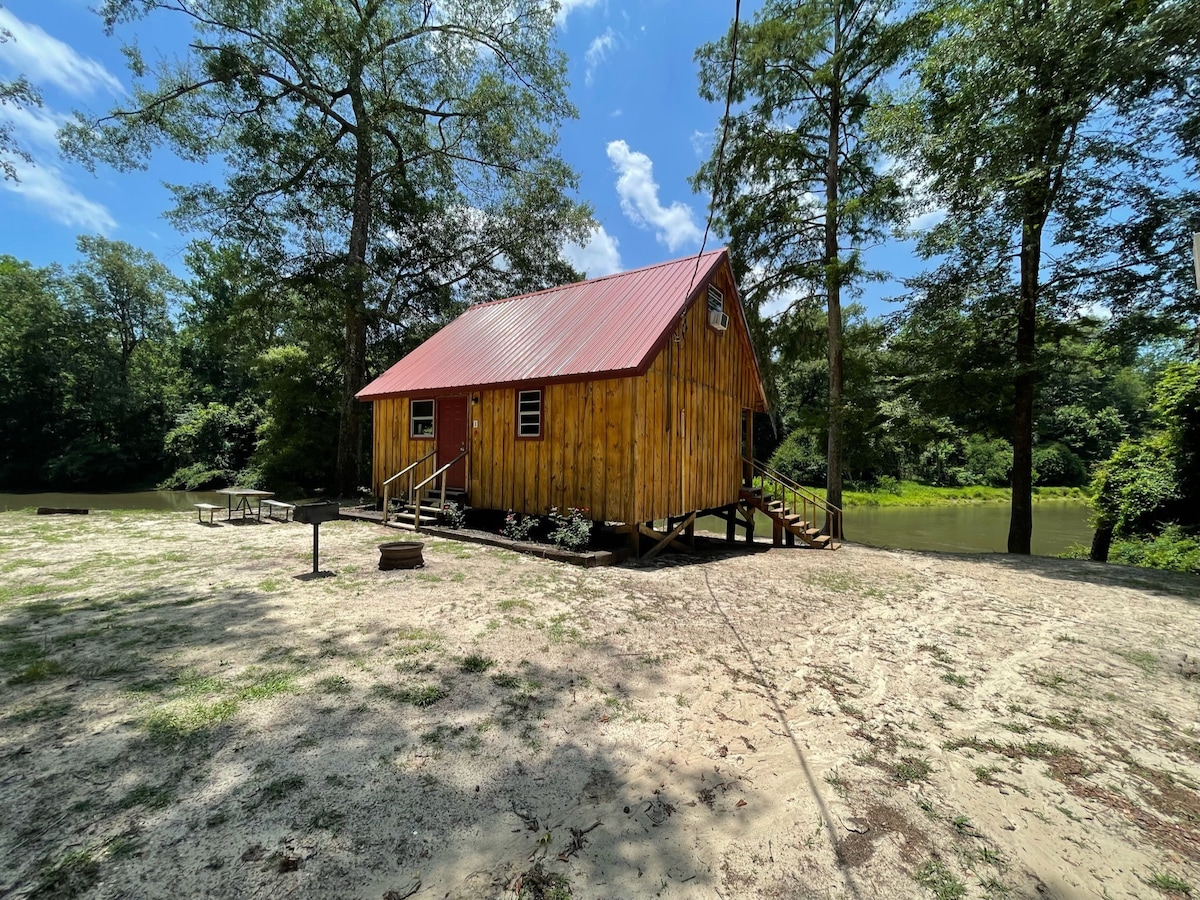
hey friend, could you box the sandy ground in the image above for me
[0,510,1197,900]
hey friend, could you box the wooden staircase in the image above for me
[389,488,468,528]
[381,446,469,531]
[740,458,842,550]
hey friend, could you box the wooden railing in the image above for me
[743,457,844,542]
[411,450,468,532]
[381,447,438,525]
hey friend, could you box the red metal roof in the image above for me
[357,248,761,400]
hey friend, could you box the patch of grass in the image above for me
[918,643,954,664]
[8,657,68,684]
[498,598,533,612]
[118,783,175,810]
[491,672,520,689]
[307,806,344,830]
[460,654,495,674]
[941,672,969,688]
[249,774,306,808]
[823,769,850,797]
[142,698,239,747]
[1055,634,1084,645]
[234,667,299,700]
[1028,667,1075,693]
[998,721,1031,735]
[1113,647,1159,675]
[257,578,282,592]
[974,765,1001,784]
[979,876,1011,897]
[4,699,73,725]
[913,859,967,899]
[316,675,352,694]
[29,848,100,899]
[402,684,448,707]
[1147,871,1193,895]
[892,756,934,783]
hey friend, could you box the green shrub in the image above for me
[1109,526,1200,575]
[548,507,592,551]
[962,436,1012,487]
[1032,442,1087,487]
[501,510,537,541]
[439,502,466,528]
[769,429,826,486]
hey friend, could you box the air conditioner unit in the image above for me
[709,309,729,331]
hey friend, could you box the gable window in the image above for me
[517,390,542,438]
[707,284,724,313]
[410,399,434,438]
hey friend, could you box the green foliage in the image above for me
[440,502,466,529]
[68,0,592,493]
[0,242,186,490]
[1109,526,1200,575]
[769,429,827,486]
[548,507,592,552]
[159,400,262,489]
[502,510,538,542]
[1032,442,1087,488]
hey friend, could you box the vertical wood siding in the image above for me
[370,261,762,524]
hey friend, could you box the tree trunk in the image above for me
[1089,522,1113,562]
[823,26,844,535]
[1008,214,1040,555]
[336,72,372,497]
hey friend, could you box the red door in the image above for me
[436,397,469,490]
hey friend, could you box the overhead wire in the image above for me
[688,0,743,297]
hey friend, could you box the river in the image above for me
[2,491,1095,557]
[699,499,1094,556]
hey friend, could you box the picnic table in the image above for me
[214,488,275,521]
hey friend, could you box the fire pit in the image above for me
[378,541,424,570]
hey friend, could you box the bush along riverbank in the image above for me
[755,477,1089,508]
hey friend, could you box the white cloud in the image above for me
[1,158,117,232]
[584,28,616,86]
[690,129,711,158]
[610,108,622,118]
[0,9,124,97]
[563,224,621,277]
[0,98,117,232]
[554,0,603,27]
[606,139,702,252]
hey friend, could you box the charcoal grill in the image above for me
[293,501,340,575]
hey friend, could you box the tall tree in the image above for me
[694,0,908,525]
[0,11,42,182]
[64,0,590,493]
[885,0,1199,553]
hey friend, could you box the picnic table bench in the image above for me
[262,499,296,522]
[195,502,221,524]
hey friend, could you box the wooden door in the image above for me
[437,397,469,490]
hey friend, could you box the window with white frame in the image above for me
[410,399,434,437]
[517,390,542,438]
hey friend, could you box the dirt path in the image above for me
[0,511,1196,899]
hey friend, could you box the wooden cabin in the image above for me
[358,249,839,555]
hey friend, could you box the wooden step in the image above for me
[784,514,806,527]
[811,534,831,546]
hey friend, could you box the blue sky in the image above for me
[0,0,915,315]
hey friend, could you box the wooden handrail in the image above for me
[743,456,843,542]
[381,447,437,525]
[412,450,468,532]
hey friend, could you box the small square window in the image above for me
[707,284,724,313]
[517,390,542,438]
[410,399,434,437]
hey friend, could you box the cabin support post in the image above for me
[685,517,695,548]
[725,504,736,543]
[639,513,697,561]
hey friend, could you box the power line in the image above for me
[689,0,743,295]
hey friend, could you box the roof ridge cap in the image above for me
[466,247,728,311]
